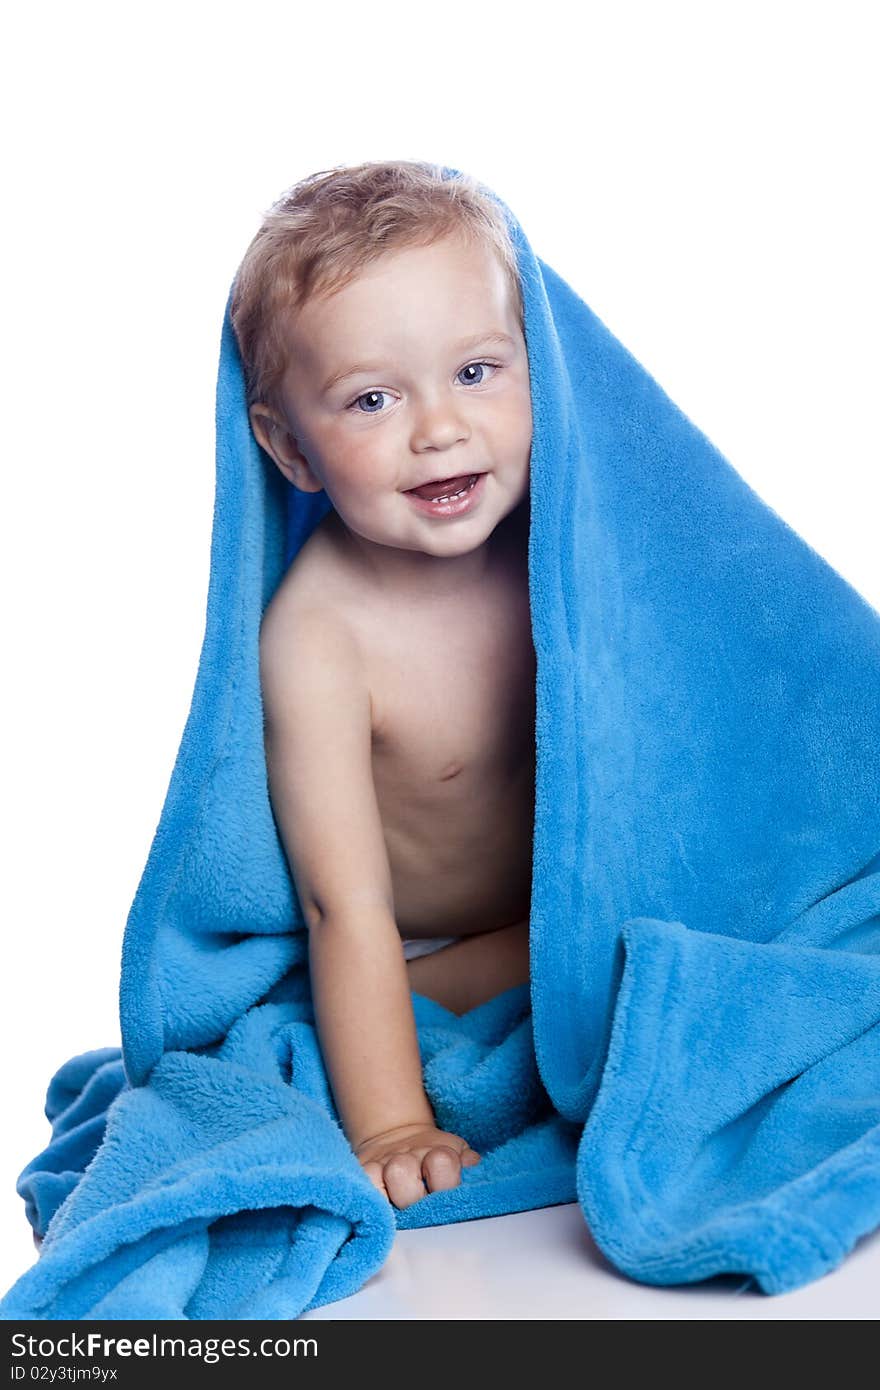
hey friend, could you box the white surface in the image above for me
[3,1,879,1314]
[303,1203,880,1320]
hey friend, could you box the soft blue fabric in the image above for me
[4,167,880,1319]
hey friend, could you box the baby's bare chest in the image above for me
[348,560,537,932]
[367,586,536,799]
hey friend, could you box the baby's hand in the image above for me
[354,1123,481,1209]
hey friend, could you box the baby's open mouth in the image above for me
[405,473,480,503]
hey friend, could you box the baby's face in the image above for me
[251,233,533,561]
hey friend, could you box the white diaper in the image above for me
[401,935,459,961]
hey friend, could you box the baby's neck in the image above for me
[325,500,528,602]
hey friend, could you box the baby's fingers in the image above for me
[363,1153,425,1209]
[382,1151,428,1209]
[421,1144,463,1193]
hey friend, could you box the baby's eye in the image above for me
[458,361,499,386]
[348,389,389,414]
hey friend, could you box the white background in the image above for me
[2,1,878,1300]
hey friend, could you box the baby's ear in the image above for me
[248,404,323,493]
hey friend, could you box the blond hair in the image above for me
[230,159,523,414]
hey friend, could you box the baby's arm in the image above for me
[259,603,481,1208]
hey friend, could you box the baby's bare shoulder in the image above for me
[263,518,352,638]
[261,591,356,694]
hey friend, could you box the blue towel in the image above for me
[4,166,880,1319]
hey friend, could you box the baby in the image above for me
[232,162,536,1211]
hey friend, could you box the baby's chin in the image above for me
[343,512,496,554]
[400,517,501,557]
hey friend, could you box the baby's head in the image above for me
[230,161,532,562]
